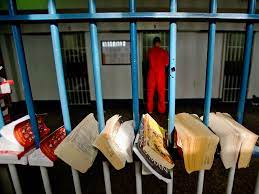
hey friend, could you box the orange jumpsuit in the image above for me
[147,47,169,113]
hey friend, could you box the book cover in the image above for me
[133,115,173,183]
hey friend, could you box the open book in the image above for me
[0,115,50,164]
[94,115,135,170]
[55,113,99,173]
[133,114,174,183]
[174,113,219,173]
[28,126,66,167]
[206,112,258,169]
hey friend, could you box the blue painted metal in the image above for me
[0,111,4,129]
[8,0,40,148]
[48,0,71,134]
[168,0,177,144]
[129,0,139,133]
[237,0,256,124]
[3,12,259,23]
[89,0,105,132]
[203,0,217,126]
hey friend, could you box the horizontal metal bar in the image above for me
[1,12,259,23]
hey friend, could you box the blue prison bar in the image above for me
[1,0,259,194]
[7,0,41,148]
[48,0,82,193]
[130,0,140,132]
[168,0,177,144]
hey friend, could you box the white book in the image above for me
[175,113,219,173]
[204,113,242,169]
[217,112,258,168]
[94,115,135,170]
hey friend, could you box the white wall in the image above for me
[87,33,133,100]
[0,34,59,101]
[248,32,259,98]
[23,35,59,100]
[176,32,223,99]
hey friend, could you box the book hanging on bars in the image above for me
[133,114,174,183]
[174,113,219,174]
[94,115,135,170]
[55,113,99,173]
[0,114,50,164]
[206,112,258,169]
[28,126,66,167]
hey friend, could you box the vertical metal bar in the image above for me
[167,1,177,193]
[167,171,174,194]
[48,1,82,194]
[168,0,177,144]
[199,1,217,194]
[129,2,142,193]
[226,166,236,194]
[226,1,256,194]
[71,167,82,194]
[0,74,22,194]
[130,0,140,132]
[8,164,22,194]
[103,161,112,194]
[88,0,105,131]
[48,0,72,134]
[88,1,111,194]
[0,109,4,128]
[237,0,255,123]
[135,161,142,194]
[8,0,40,148]
[8,2,40,193]
[40,166,52,194]
[202,0,217,125]
[254,170,259,194]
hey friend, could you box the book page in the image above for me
[114,120,135,163]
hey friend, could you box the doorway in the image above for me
[221,32,246,103]
[142,31,169,103]
[61,32,90,105]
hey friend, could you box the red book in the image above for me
[28,126,67,167]
[0,115,50,161]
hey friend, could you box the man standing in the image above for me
[147,37,169,114]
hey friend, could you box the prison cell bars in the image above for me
[88,0,112,194]
[1,0,259,194]
[167,0,177,193]
[7,0,42,193]
[48,0,82,193]
[0,109,22,194]
[227,0,257,194]
[197,0,217,194]
[129,1,143,194]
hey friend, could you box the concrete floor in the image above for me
[0,100,259,194]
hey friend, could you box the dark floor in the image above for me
[0,100,259,194]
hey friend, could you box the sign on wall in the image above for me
[101,40,130,65]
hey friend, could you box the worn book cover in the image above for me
[28,126,67,167]
[142,114,174,169]
[55,113,99,173]
[133,114,173,183]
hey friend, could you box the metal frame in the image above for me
[2,12,259,22]
[1,0,258,194]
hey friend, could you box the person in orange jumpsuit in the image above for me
[147,37,169,114]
